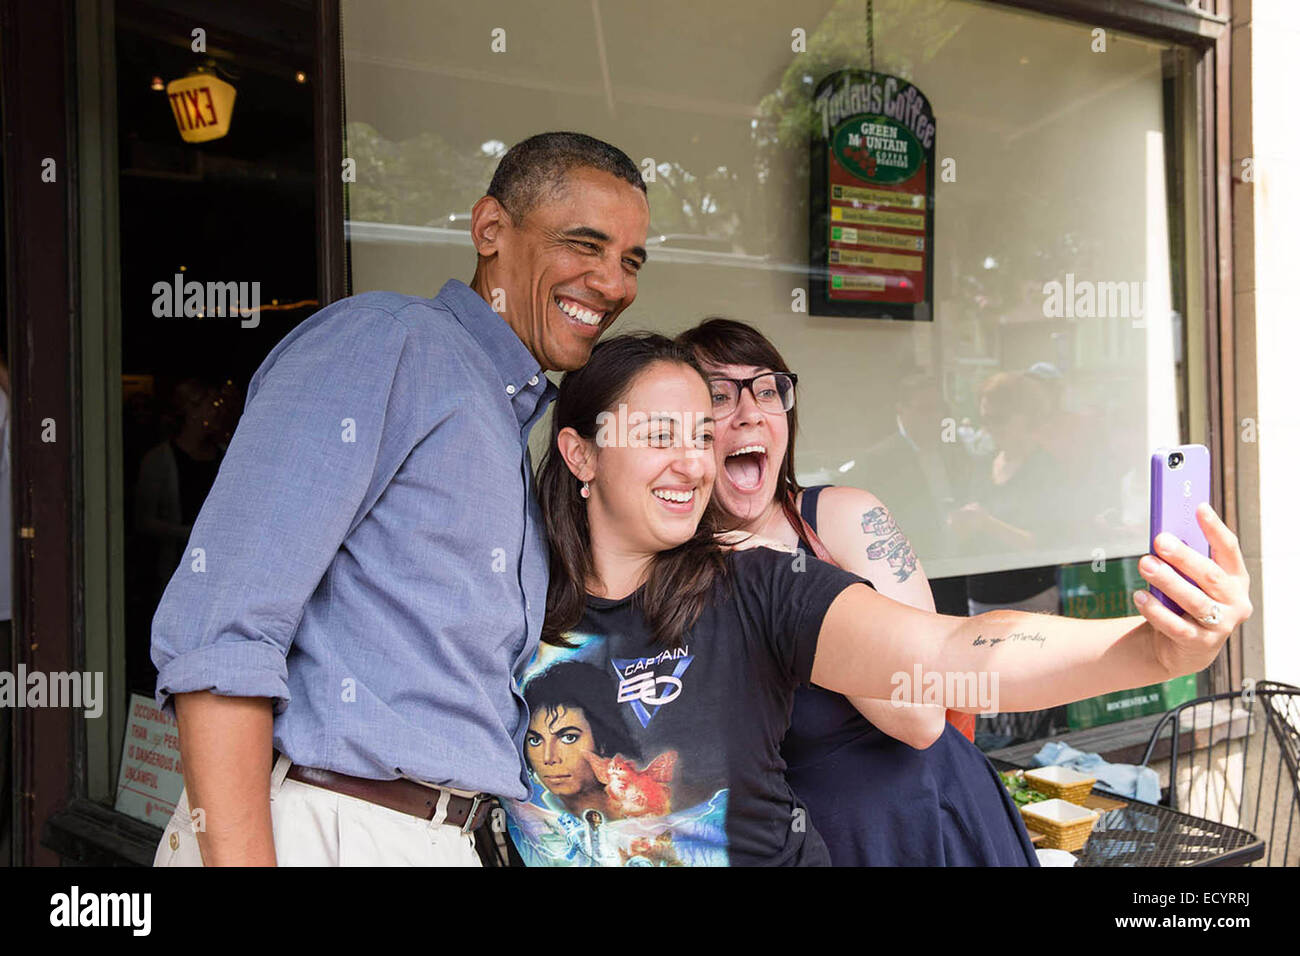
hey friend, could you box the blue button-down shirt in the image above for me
[152,279,556,798]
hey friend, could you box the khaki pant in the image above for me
[154,754,482,867]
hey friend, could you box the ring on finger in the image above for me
[1199,602,1222,627]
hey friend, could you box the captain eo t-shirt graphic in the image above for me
[505,633,729,866]
[616,646,692,728]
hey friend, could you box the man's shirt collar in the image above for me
[435,279,556,426]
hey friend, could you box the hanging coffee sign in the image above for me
[810,70,935,320]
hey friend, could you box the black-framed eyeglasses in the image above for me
[707,372,798,418]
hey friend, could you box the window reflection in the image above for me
[118,0,318,696]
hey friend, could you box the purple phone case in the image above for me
[1149,444,1211,616]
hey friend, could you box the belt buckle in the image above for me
[461,792,488,834]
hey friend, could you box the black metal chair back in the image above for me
[1138,682,1300,866]
[975,705,1070,752]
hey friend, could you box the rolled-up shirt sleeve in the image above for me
[151,306,417,716]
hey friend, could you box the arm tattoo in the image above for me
[860,506,919,583]
[971,631,1047,648]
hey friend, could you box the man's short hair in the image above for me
[487,131,645,224]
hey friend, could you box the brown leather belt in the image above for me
[286,764,494,832]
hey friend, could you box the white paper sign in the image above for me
[114,693,185,827]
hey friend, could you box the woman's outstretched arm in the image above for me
[810,503,1252,713]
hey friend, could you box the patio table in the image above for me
[989,757,1265,866]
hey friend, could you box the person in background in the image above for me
[676,319,1034,865]
[952,370,1086,747]
[954,371,1072,617]
[1024,361,1115,537]
[135,380,226,599]
[859,370,970,614]
[867,372,970,541]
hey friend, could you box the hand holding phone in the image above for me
[1148,444,1211,616]
[1134,498,1252,681]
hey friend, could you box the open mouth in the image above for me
[651,486,696,513]
[554,294,608,328]
[723,444,767,492]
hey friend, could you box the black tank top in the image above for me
[799,484,829,537]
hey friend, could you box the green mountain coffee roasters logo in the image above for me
[832,116,922,185]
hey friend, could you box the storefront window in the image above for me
[111,0,319,822]
[342,0,1207,746]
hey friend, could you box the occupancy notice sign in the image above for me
[114,693,185,828]
[810,69,936,320]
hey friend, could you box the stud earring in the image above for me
[580,480,590,499]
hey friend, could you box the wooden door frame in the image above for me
[1,0,79,866]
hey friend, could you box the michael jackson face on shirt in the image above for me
[523,660,642,819]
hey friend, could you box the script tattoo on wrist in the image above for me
[971,631,1047,648]
[860,506,919,583]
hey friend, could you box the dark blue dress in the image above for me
[780,486,1039,866]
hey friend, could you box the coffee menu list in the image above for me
[810,70,936,320]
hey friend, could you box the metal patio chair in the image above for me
[974,705,1070,752]
[1137,681,1300,866]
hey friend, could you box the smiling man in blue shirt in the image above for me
[151,132,650,866]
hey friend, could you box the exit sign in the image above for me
[166,72,236,144]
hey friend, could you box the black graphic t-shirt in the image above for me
[505,547,871,866]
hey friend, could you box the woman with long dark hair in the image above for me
[676,318,1031,865]
[504,332,1250,866]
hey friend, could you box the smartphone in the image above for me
[1149,444,1211,616]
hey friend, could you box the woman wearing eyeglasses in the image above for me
[675,318,1036,865]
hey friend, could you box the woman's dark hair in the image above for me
[523,660,640,762]
[674,318,808,543]
[537,332,729,649]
